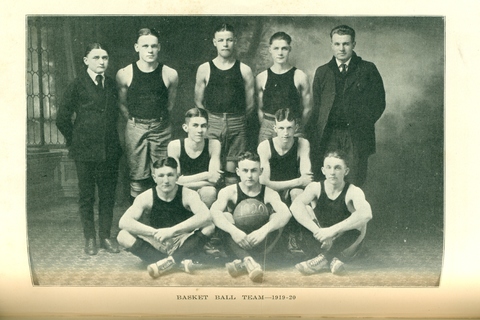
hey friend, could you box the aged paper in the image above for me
[1,0,480,318]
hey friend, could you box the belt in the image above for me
[208,111,245,119]
[129,117,163,124]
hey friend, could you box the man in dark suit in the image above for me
[306,25,386,186]
[56,43,122,255]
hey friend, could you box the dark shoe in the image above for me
[84,238,98,255]
[100,238,120,253]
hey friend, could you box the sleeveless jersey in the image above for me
[150,186,193,229]
[179,139,210,176]
[127,62,169,119]
[235,183,266,206]
[314,181,351,228]
[204,60,246,114]
[268,137,300,181]
[263,67,301,118]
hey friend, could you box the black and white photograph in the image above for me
[1,0,479,318]
[25,14,443,287]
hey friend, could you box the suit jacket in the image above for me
[56,69,122,162]
[306,52,385,156]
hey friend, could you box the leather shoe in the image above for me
[84,238,98,255]
[100,238,120,253]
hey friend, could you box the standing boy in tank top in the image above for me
[117,28,179,202]
[290,150,372,275]
[257,108,313,255]
[117,157,214,279]
[194,23,255,186]
[210,151,291,282]
[255,32,312,143]
[167,107,222,208]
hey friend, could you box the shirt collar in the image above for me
[336,58,352,68]
[86,68,104,83]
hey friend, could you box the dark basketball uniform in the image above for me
[268,137,300,183]
[125,63,172,183]
[179,139,210,176]
[225,184,280,260]
[259,67,301,142]
[204,60,246,163]
[263,67,301,118]
[299,181,361,261]
[126,186,208,264]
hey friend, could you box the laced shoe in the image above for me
[243,256,264,282]
[330,257,347,276]
[147,256,175,279]
[225,259,247,277]
[295,254,328,275]
[179,259,204,274]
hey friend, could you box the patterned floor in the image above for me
[27,197,443,287]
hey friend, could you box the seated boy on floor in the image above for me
[290,150,372,275]
[117,157,214,279]
[210,151,291,282]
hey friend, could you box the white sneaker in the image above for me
[225,259,246,277]
[330,257,346,275]
[295,254,328,275]
[179,259,204,274]
[243,256,264,282]
[147,256,175,279]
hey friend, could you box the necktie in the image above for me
[340,64,347,75]
[95,74,103,90]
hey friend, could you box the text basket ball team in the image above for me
[56,23,385,282]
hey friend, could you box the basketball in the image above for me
[233,199,271,233]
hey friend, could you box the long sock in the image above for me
[127,238,166,264]
[171,230,209,262]
[323,229,361,261]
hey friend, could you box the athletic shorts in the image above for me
[207,112,246,163]
[125,118,172,180]
[139,231,194,256]
[258,114,276,143]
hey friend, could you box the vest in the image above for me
[150,186,193,229]
[314,181,351,227]
[268,137,300,181]
[179,139,210,176]
[204,60,246,114]
[263,67,301,117]
[127,62,169,119]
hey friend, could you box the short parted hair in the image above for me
[269,31,292,45]
[84,42,108,58]
[323,150,349,168]
[330,25,356,43]
[184,107,208,123]
[137,28,160,42]
[275,108,297,123]
[214,23,235,37]
[153,157,178,170]
[237,151,260,166]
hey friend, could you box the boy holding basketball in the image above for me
[210,151,291,282]
[117,157,214,279]
[290,150,372,275]
[257,108,313,254]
